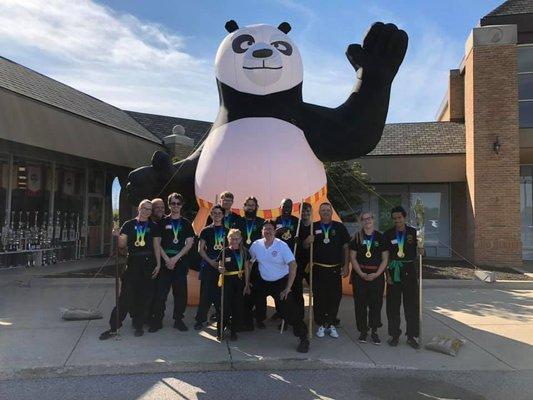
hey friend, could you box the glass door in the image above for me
[521,166,533,260]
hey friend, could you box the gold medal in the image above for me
[366,251,371,258]
[134,240,141,247]
[397,250,405,258]
[246,239,251,245]
[282,230,292,240]
[140,240,145,247]
[323,238,330,244]
[173,238,179,244]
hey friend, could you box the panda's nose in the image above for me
[252,48,273,58]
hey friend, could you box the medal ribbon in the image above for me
[214,226,225,249]
[246,220,255,243]
[135,221,148,246]
[223,213,232,229]
[171,218,182,243]
[321,223,331,242]
[396,229,406,258]
[364,233,374,257]
[281,218,293,230]
[233,249,244,278]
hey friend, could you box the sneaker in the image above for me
[134,328,144,337]
[256,320,266,329]
[387,336,399,347]
[358,332,367,343]
[316,326,326,338]
[99,329,117,340]
[328,325,339,338]
[297,337,310,353]
[229,331,238,341]
[371,332,381,345]
[407,336,420,349]
[174,319,189,332]
[193,321,204,331]
[148,324,161,333]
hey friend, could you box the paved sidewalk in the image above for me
[0,268,532,380]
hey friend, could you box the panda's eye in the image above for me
[232,34,255,53]
[271,41,293,56]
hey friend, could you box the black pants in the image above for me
[109,254,156,330]
[352,268,384,334]
[151,260,188,325]
[386,262,419,338]
[243,262,266,326]
[312,265,342,327]
[291,265,307,321]
[195,270,220,323]
[254,275,307,338]
[218,275,244,332]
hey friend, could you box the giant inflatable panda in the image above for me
[126,20,408,230]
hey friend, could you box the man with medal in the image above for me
[99,199,161,340]
[219,191,242,229]
[236,197,265,331]
[384,205,421,349]
[150,193,195,333]
[304,202,350,339]
[217,228,251,340]
[194,205,226,330]
[349,212,388,345]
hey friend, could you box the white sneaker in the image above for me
[316,325,326,338]
[328,325,339,338]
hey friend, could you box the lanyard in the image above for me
[214,226,225,250]
[171,218,182,244]
[395,229,406,258]
[134,221,148,247]
[321,222,331,244]
[245,219,255,245]
[223,213,233,229]
[364,232,374,258]
[233,249,244,273]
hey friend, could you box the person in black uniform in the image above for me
[294,202,312,321]
[220,191,242,229]
[349,211,388,345]
[384,205,421,349]
[272,199,300,321]
[99,199,161,339]
[304,202,350,339]
[217,228,251,340]
[237,196,265,330]
[150,193,195,332]
[194,205,226,330]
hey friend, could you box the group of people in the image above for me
[99,191,422,354]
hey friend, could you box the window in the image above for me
[518,46,533,127]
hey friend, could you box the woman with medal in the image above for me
[237,197,265,331]
[305,203,350,339]
[384,206,421,349]
[99,199,161,340]
[194,205,226,330]
[217,228,251,340]
[349,212,388,345]
[150,193,195,333]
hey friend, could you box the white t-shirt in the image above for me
[249,238,295,282]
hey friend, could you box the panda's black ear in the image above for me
[225,20,239,33]
[278,22,291,34]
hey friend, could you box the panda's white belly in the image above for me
[195,117,327,210]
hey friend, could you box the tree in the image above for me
[324,160,373,222]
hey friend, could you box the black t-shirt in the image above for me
[223,212,242,230]
[312,220,350,265]
[275,215,299,252]
[237,216,264,249]
[349,230,386,266]
[120,218,161,255]
[383,225,418,261]
[159,216,195,255]
[295,223,312,267]
[217,247,250,273]
[199,224,227,261]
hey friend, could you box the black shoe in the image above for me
[297,338,310,353]
[371,332,381,345]
[270,312,281,321]
[148,324,161,333]
[407,336,420,349]
[229,331,238,341]
[134,328,144,337]
[256,321,266,329]
[99,330,117,340]
[387,336,399,347]
[358,332,367,343]
[194,321,204,331]
[174,320,189,331]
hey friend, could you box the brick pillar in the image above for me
[448,69,464,122]
[464,24,522,267]
[163,125,194,161]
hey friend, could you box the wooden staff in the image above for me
[308,205,314,340]
[219,243,226,342]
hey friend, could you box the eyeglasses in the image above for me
[170,202,182,206]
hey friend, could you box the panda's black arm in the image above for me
[300,22,408,162]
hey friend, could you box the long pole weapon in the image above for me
[280,198,304,335]
[111,177,121,340]
[215,193,226,342]
[308,204,314,340]
[413,198,425,343]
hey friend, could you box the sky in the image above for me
[0,0,504,126]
